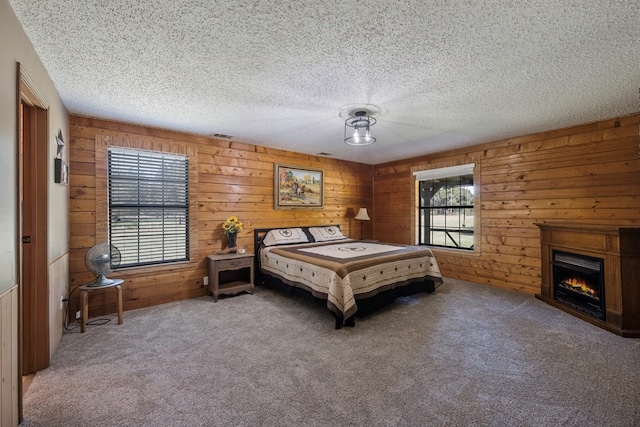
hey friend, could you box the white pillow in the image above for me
[308,226,346,242]
[262,228,309,246]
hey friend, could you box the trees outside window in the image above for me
[418,172,474,250]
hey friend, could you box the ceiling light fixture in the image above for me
[344,110,376,146]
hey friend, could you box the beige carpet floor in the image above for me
[20,278,640,426]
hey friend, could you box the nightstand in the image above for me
[207,253,255,302]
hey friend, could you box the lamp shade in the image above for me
[344,111,376,146]
[354,208,370,221]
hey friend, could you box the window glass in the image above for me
[418,172,474,250]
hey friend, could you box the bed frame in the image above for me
[253,226,437,329]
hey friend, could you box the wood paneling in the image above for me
[69,115,373,317]
[70,113,640,307]
[373,114,640,294]
[0,286,19,427]
[49,254,68,358]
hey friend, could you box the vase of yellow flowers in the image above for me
[222,216,243,250]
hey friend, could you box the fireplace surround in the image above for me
[537,223,640,337]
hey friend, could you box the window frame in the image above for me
[414,163,478,252]
[92,132,199,275]
[107,147,190,268]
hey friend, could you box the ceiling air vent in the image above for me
[211,133,233,139]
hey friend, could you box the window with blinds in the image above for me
[108,148,189,268]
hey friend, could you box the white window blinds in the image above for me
[413,163,475,181]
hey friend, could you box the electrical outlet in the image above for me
[59,296,64,310]
[76,311,81,320]
[203,276,209,286]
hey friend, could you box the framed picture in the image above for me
[54,158,69,184]
[274,163,323,209]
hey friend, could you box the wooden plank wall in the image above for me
[373,114,640,294]
[0,286,19,427]
[69,115,373,316]
[48,254,68,358]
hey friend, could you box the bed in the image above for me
[254,225,443,329]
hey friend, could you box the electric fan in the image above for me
[84,243,121,287]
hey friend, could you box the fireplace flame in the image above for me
[560,277,598,298]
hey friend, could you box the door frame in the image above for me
[17,63,50,418]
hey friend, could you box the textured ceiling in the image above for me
[9,0,640,164]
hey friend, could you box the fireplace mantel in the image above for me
[536,223,640,337]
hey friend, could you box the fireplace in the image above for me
[552,251,605,320]
[536,223,640,337]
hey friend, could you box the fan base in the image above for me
[85,275,116,287]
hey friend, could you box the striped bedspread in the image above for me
[260,240,442,320]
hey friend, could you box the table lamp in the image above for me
[354,207,370,240]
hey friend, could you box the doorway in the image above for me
[18,64,50,404]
